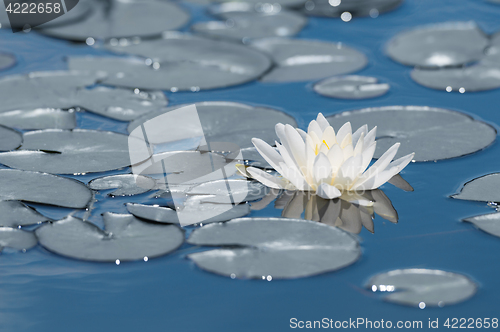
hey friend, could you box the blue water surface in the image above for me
[1,0,500,331]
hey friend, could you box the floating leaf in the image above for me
[0,201,49,227]
[366,269,477,307]
[188,218,360,279]
[451,173,500,202]
[74,32,273,91]
[214,0,307,7]
[303,0,402,18]
[0,169,91,208]
[187,179,269,203]
[0,129,148,174]
[0,53,16,71]
[191,11,307,41]
[314,76,390,99]
[0,125,22,151]
[36,213,184,262]
[249,38,367,82]
[127,200,251,225]
[128,101,297,149]
[386,21,489,68]
[88,174,157,196]
[327,106,496,161]
[0,108,76,130]
[463,212,500,238]
[38,0,190,41]
[0,227,37,251]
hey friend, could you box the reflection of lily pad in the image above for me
[386,22,489,68]
[314,76,390,99]
[128,101,296,150]
[38,0,190,41]
[0,129,146,174]
[36,214,184,262]
[463,212,500,238]
[0,125,22,151]
[188,218,360,279]
[327,106,496,161]
[88,174,157,197]
[250,38,368,82]
[0,169,91,208]
[451,173,500,202]
[0,201,49,227]
[366,269,477,307]
[0,227,38,251]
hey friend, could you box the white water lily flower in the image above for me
[245,113,415,199]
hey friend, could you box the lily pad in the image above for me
[314,76,390,99]
[0,227,38,251]
[0,129,148,174]
[0,109,76,130]
[35,213,184,262]
[303,0,402,18]
[327,106,496,161]
[128,101,297,149]
[127,200,251,226]
[191,11,307,41]
[0,125,22,151]
[249,38,368,82]
[187,179,269,203]
[0,53,16,71]
[38,0,190,41]
[0,201,50,227]
[214,0,307,8]
[88,174,157,196]
[0,169,92,208]
[463,212,500,238]
[187,217,360,279]
[386,21,489,68]
[366,269,477,307]
[451,173,500,202]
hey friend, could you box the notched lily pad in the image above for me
[188,218,360,279]
[463,212,500,238]
[366,269,477,307]
[0,125,22,151]
[0,169,91,208]
[0,109,76,130]
[327,106,496,161]
[386,21,489,68]
[314,76,390,99]
[0,129,147,174]
[0,227,38,251]
[451,173,500,202]
[88,174,157,196]
[35,213,184,262]
[250,38,368,82]
[0,200,49,227]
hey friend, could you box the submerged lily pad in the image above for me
[303,0,402,18]
[36,213,184,262]
[88,174,157,196]
[0,201,49,227]
[327,106,496,161]
[411,65,500,92]
[38,0,190,41]
[0,125,22,151]
[188,218,360,279]
[451,173,500,202]
[314,76,390,99]
[192,11,307,41]
[463,212,500,238]
[0,129,147,174]
[249,38,368,82]
[0,109,76,130]
[128,101,297,149]
[366,269,477,307]
[0,53,16,71]
[0,169,91,208]
[0,227,38,251]
[386,21,489,68]
[127,200,251,225]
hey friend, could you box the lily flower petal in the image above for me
[247,167,286,189]
[316,183,342,199]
